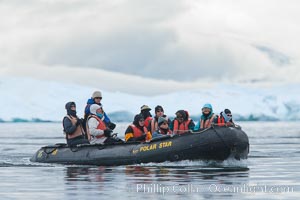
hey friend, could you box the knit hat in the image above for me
[155,105,164,113]
[92,91,102,99]
[141,105,151,111]
[90,104,102,115]
[158,116,168,126]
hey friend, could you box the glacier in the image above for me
[1,76,300,122]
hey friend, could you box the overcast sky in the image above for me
[1,0,299,94]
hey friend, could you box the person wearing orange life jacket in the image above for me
[87,104,117,144]
[213,108,235,127]
[63,102,90,147]
[140,105,153,129]
[194,103,215,131]
[124,114,152,142]
[170,110,195,135]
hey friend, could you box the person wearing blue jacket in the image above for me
[83,91,116,131]
[194,103,215,131]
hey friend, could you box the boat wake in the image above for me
[0,157,53,167]
[137,158,249,170]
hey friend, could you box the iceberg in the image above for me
[1,77,300,122]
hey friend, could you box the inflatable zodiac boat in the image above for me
[30,126,249,166]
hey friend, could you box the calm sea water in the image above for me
[0,122,299,200]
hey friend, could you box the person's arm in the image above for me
[169,120,174,131]
[103,112,111,123]
[84,105,90,118]
[146,131,152,141]
[88,118,104,137]
[193,120,200,131]
[189,119,195,131]
[212,115,218,124]
[63,117,77,135]
[125,126,134,142]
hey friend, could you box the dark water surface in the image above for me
[0,122,299,199]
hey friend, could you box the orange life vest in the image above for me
[130,125,148,138]
[144,116,152,128]
[173,119,191,134]
[87,115,107,139]
[216,116,234,127]
[200,114,215,129]
[217,116,225,126]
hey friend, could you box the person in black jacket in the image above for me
[63,102,90,147]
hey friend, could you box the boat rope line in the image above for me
[169,129,208,135]
[42,147,58,155]
[190,127,211,134]
[40,143,67,154]
[211,126,231,150]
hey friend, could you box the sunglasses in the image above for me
[94,97,102,100]
[139,119,145,122]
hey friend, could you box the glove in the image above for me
[104,129,112,137]
[75,118,82,126]
[108,122,116,130]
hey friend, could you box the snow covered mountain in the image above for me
[1,76,300,122]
